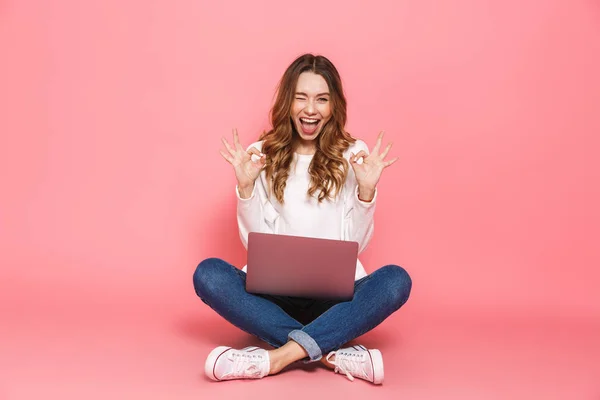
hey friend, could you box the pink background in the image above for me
[1,0,599,398]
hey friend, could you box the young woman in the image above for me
[193,54,412,384]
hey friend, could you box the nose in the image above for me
[305,100,316,115]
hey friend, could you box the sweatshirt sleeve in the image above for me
[343,140,377,254]
[236,142,279,249]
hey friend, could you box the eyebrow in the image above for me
[295,92,330,97]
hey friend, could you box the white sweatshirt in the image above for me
[236,139,377,280]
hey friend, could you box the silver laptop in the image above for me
[245,232,359,301]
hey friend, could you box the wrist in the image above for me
[237,182,255,199]
[357,185,376,202]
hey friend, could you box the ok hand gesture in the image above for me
[350,131,398,193]
[219,128,266,190]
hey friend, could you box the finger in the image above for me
[384,157,399,167]
[233,128,244,151]
[222,137,236,156]
[256,155,267,168]
[372,131,385,155]
[247,147,266,164]
[352,150,368,164]
[348,155,358,171]
[350,150,368,161]
[380,142,393,159]
[247,147,264,157]
[219,150,234,164]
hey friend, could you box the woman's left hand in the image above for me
[350,131,398,198]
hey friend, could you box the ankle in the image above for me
[268,341,310,375]
[268,351,285,375]
[321,356,335,369]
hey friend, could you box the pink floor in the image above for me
[2,0,600,398]
[2,299,598,399]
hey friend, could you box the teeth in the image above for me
[300,118,319,123]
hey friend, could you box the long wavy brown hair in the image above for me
[259,54,356,204]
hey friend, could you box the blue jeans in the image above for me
[193,257,412,362]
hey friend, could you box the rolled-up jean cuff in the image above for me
[288,330,322,362]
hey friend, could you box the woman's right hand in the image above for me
[219,128,266,191]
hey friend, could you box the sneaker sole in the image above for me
[205,346,232,381]
[368,349,384,384]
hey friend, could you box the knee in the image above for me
[378,265,412,308]
[193,257,229,299]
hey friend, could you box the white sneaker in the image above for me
[326,345,384,384]
[205,346,270,381]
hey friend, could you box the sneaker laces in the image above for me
[221,351,266,379]
[326,351,369,382]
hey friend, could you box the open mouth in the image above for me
[299,117,321,135]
